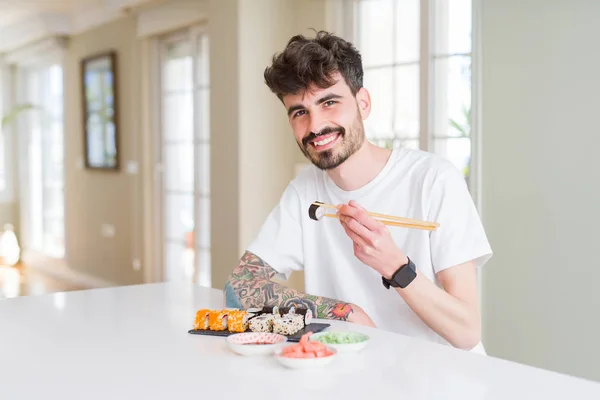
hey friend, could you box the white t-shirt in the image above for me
[247,146,493,350]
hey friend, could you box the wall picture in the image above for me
[81,51,119,170]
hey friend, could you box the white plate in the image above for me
[273,346,337,369]
[309,331,370,353]
[226,332,287,356]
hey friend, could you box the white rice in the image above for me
[272,314,304,335]
[249,314,275,332]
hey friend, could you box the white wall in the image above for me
[238,0,297,257]
[209,0,301,289]
[481,0,600,382]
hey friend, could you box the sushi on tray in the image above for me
[193,305,313,336]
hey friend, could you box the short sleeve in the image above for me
[426,162,493,274]
[245,183,304,281]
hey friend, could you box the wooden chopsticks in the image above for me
[314,202,439,231]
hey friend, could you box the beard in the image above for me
[297,114,366,171]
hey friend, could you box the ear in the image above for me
[355,87,371,120]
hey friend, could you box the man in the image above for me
[224,31,492,351]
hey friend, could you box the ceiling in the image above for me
[0,0,155,52]
[0,0,154,29]
[0,0,85,28]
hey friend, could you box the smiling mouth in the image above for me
[310,132,341,151]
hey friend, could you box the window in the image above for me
[0,117,5,194]
[0,62,8,196]
[20,64,65,258]
[0,135,4,193]
[354,0,474,182]
[158,27,211,286]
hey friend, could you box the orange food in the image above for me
[280,332,334,359]
[194,309,211,330]
[208,310,228,331]
[227,310,249,333]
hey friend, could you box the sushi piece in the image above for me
[261,306,313,327]
[208,310,228,331]
[249,314,275,332]
[262,306,283,316]
[291,307,313,326]
[194,309,211,330]
[227,310,249,333]
[303,308,313,326]
[272,314,304,335]
[308,201,325,221]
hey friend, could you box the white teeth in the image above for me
[314,136,336,146]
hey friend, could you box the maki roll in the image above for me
[227,310,249,333]
[208,310,228,331]
[272,314,304,335]
[259,306,313,327]
[262,306,284,316]
[303,308,313,326]
[285,307,313,327]
[308,201,325,221]
[194,309,211,330]
[288,307,313,326]
[249,314,275,332]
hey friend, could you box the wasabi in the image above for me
[313,332,368,344]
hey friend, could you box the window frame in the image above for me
[153,24,211,287]
[0,60,16,204]
[331,0,482,203]
[16,62,65,259]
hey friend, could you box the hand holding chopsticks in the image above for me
[308,201,439,231]
[315,200,424,279]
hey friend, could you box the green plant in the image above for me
[449,105,471,138]
[448,105,472,179]
[1,103,37,129]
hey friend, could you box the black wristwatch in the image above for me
[382,257,417,289]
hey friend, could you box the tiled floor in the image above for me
[0,264,84,299]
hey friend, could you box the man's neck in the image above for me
[326,142,393,192]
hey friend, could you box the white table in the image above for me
[1,282,599,399]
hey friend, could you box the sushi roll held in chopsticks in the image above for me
[308,201,326,221]
[194,309,211,330]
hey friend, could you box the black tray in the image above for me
[187,323,330,342]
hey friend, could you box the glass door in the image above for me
[158,27,210,286]
[18,64,65,258]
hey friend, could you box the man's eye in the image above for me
[324,100,337,107]
[293,110,307,118]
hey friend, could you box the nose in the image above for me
[308,110,328,135]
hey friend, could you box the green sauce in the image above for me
[314,332,368,344]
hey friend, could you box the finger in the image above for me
[340,219,370,248]
[340,214,379,247]
[338,203,381,232]
[348,201,388,232]
[348,200,365,210]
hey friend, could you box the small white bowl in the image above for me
[309,331,370,353]
[273,346,337,369]
[226,332,287,356]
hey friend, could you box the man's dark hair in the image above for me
[264,30,363,101]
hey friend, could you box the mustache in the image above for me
[302,126,345,147]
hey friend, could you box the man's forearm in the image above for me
[394,266,481,350]
[224,251,354,321]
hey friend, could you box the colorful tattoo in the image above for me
[224,251,354,321]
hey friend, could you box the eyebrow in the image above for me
[286,93,343,117]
